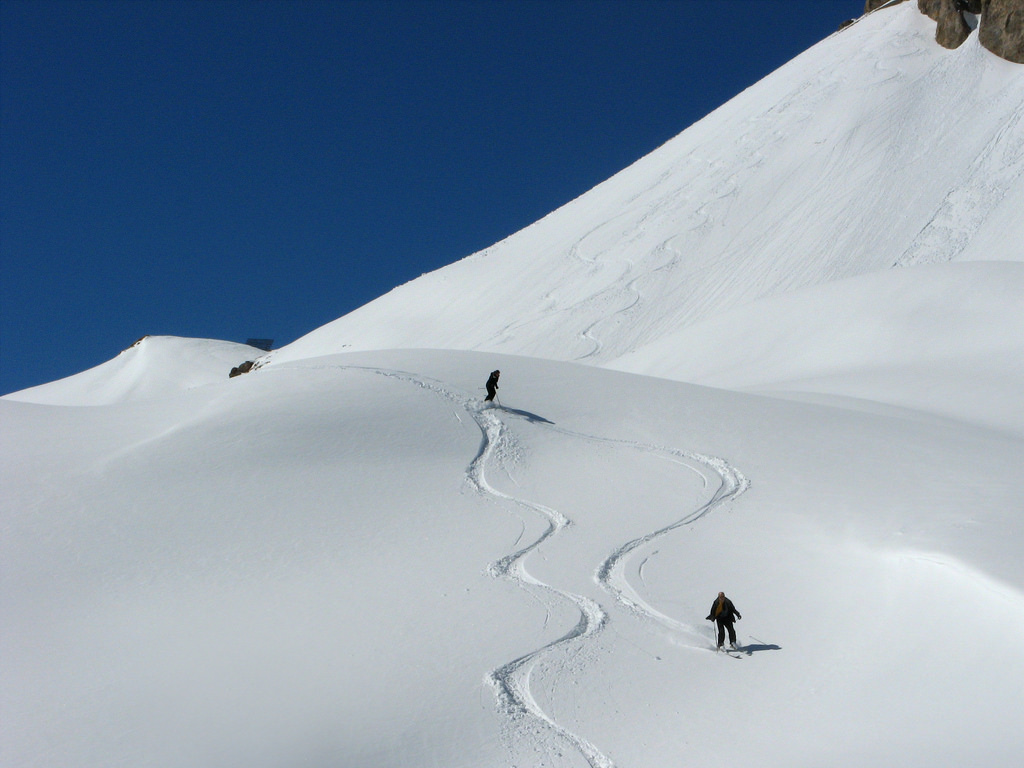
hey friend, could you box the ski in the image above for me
[715,645,743,658]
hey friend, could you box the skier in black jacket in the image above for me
[706,591,742,649]
[484,370,500,402]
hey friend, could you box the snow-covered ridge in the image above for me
[4,335,258,405]
[7,4,1022,417]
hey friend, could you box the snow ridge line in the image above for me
[329,365,616,768]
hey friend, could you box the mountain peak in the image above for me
[870,0,1024,61]
[269,2,1022,379]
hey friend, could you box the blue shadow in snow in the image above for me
[738,641,782,655]
[494,405,555,425]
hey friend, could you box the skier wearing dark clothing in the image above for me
[706,591,742,649]
[484,370,500,402]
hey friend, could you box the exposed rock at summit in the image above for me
[937,0,973,48]
[979,0,1024,62]
[913,0,1024,60]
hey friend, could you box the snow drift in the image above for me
[4,335,258,406]
[612,260,1024,435]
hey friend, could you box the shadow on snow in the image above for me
[490,404,556,425]
[739,638,782,655]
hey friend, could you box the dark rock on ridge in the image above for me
[936,0,973,48]
[229,361,255,378]
[979,0,1024,62]
[912,0,1024,61]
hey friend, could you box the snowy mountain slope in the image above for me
[3,349,1023,768]
[4,335,258,406]
[267,4,1023,378]
[4,2,1024,766]
[612,260,1024,435]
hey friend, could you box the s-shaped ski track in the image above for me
[468,404,616,768]
[329,365,617,768]
[305,364,748,763]
[524,420,751,646]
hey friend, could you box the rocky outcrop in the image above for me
[229,360,255,378]
[979,0,1024,62]
[936,0,972,48]
[921,0,984,16]
[912,0,1024,61]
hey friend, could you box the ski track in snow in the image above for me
[588,443,749,643]
[297,363,748,766]
[318,364,613,767]
[468,405,615,768]
[524,421,751,647]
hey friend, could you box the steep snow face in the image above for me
[269,4,1023,373]
[4,336,257,406]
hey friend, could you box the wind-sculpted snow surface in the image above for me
[4,336,258,405]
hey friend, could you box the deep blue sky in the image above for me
[1,0,863,395]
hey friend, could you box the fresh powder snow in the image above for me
[3,3,1023,767]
